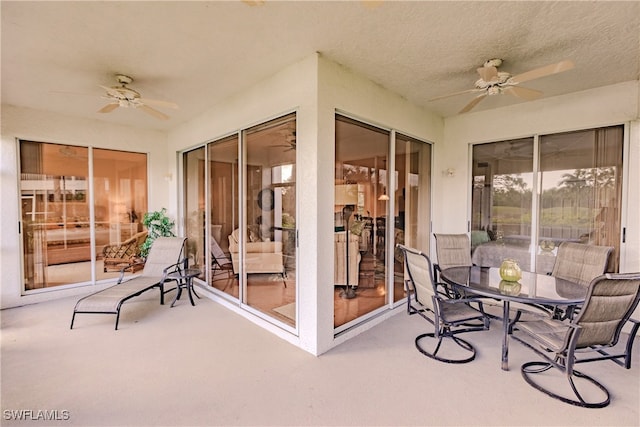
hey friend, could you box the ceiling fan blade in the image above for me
[459,94,487,114]
[98,103,119,113]
[139,98,179,109]
[428,88,480,102]
[477,66,498,82]
[510,59,574,84]
[504,86,543,101]
[138,104,169,121]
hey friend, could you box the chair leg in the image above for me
[70,312,76,330]
[624,319,640,369]
[415,331,477,364]
[521,361,610,408]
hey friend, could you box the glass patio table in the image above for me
[440,266,587,371]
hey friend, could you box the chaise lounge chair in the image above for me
[71,237,187,330]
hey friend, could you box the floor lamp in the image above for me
[340,204,356,299]
[335,184,358,299]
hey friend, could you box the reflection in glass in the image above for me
[334,115,390,327]
[183,147,206,274]
[471,126,623,274]
[20,141,147,290]
[93,148,147,278]
[244,114,297,327]
[207,135,239,298]
[471,138,534,270]
[394,134,431,302]
[539,126,623,271]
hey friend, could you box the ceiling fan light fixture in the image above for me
[484,58,503,68]
[431,57,574,114]
[487,86,501,96]
[97,74,177,120]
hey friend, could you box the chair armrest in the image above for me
[115,259,146,283]
[161,257,189,277]
[438,296,487,306]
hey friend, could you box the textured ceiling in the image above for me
[2,1,639,131]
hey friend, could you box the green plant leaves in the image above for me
[140,208,176,258]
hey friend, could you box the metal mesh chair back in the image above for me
[142,237,186,277]
[211,236,232,267]
[434,233,472,270]
[573,273,640,349]
[551,242,613,286]
[399,245,436,310]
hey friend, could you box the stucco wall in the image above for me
[165,53,444,355]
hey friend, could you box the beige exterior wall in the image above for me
[1,55,637,352]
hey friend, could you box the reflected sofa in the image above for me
[334,231,361,287]
[228,228,284,275]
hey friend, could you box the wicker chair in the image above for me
[102,231,148,272]
[397,244,490,364]
[513,273,640,408]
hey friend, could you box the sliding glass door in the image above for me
[19,141,147,290]
[394,134,431,302]
[243,114,297,325]
[470,125,623,273]
[183,113,297,328]
[334,115,432,329]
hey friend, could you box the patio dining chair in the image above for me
[549,242,613,320]
[512,272,640,408]
[397,244,490,364]
[433,233,472,282]
[551,242,613,286]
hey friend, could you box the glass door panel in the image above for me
[539,126,623,271]
[334,115,390,327]
[20,142,90,289]
[244,114,297,327]
[93,148,147,279]
[207,135,239,298]
[471,139,534,270]
[394,134,431,303]
[183,147,206,276]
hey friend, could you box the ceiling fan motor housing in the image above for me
[115,74,133,85]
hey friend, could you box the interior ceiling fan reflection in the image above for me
[429,58,575,114]
[272,130,296,151]
[97,74,178,121]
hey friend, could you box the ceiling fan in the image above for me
[98,74,178,120]
[429,58,575,114]
[272,130,296,152]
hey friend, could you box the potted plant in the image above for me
[140,208,176,258]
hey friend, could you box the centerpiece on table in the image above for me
[499,258,522,282]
